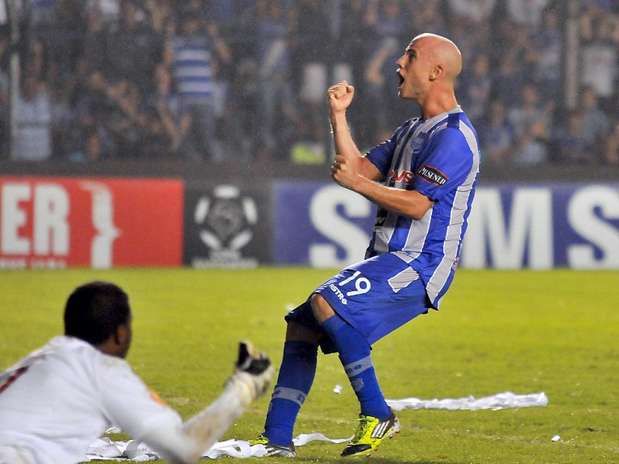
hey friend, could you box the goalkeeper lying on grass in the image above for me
[0,281,273,464]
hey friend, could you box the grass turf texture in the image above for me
[0,269,618,464]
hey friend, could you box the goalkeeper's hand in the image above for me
[226,341,273,404]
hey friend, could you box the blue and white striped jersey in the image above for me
[172,36,215,100]
[365,106,480,308]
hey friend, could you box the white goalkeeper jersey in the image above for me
[0,336,182,464]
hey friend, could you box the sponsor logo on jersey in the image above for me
[387,169,414,185]
[417,165,448,185]
[328,283,348,305]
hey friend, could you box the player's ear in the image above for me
[429,64,443,81]
[114,323,132,358]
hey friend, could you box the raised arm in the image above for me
[173,343,273,462]
[328,81,433,220]
[328,81,383,181]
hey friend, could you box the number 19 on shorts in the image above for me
[338,271,372,297]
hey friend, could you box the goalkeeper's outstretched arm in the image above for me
[141,342,273,464]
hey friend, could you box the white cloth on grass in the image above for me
[387,391,549,411]
[83,391,548,461]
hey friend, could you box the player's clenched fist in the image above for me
[331,154,360,190]
[328,81,355,113]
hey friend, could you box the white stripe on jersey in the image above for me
[374,118,429,252]
[174,49,212,61]
[400,120,449,257]
[388,267,420,293]
[175,67,214,78]
[426,121,480,304]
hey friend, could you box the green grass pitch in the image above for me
[1,268,618,463]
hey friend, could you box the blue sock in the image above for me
[263,341,317,445]
[321,315,391,420]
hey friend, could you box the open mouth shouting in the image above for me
[397,68,405,89]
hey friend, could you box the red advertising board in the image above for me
[0,176,183,268]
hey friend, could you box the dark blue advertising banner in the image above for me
[274,181,375,267]
[274,182,619,269]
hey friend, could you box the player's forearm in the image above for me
[330,112,364,160]
[352,176,432,220]
[181,376,253,462]
[331,112,381,180]
[143,375,253,464]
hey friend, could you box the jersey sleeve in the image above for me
[97,356,183,441]
[413,127,475,202]
[365,120,411,177]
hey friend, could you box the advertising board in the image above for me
[0,176,183,268]
[274,181,619,269]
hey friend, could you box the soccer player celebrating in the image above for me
[253,33,480,457]
[0,281,273,464]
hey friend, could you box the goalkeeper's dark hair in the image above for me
[64,281,131,345]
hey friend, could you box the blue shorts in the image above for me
[285,252,431,354]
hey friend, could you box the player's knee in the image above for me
[285,320,321,344]
[309,294,336,323]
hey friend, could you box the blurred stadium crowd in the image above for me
[0,0,617,165]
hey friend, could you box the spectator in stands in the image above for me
[553,110,591,164]
[167,6,230,161]
[508,82,552,165]
[459,53,492,122]
[480,100,514,164]
[447,0,492,63]
[448,0,496,24]
[87,0,121,24]
[2,1,618,167]
[507,0,550,28]
[492,52,525,107]
[530,7,562,99]
[49,74,74,158]
[148,63,193,158]
[69,125,109,162]
[102,77,146,158]
[581,86,611,148]
[255,0,294,159]
[580,3,618,102]
[140,106,174,159]
[292,0,332,105]
[105,0,163,96]
[363,0,409,140]
[289,0,332,156]
[336,0,373,148]
[409,0,447,36]
[144,0,176,36]
[81,2,107,72]
[13,75,53,161]
[508,84,552,143]
[512,122,549,165]
[39,0,83,84]
[30,0,57,30]
[603,120,619,166]
[25,38,49,83]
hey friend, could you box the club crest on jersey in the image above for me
[417,165,448,186]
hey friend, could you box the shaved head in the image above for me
[411,33,462,81]
[395,32,462,116]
